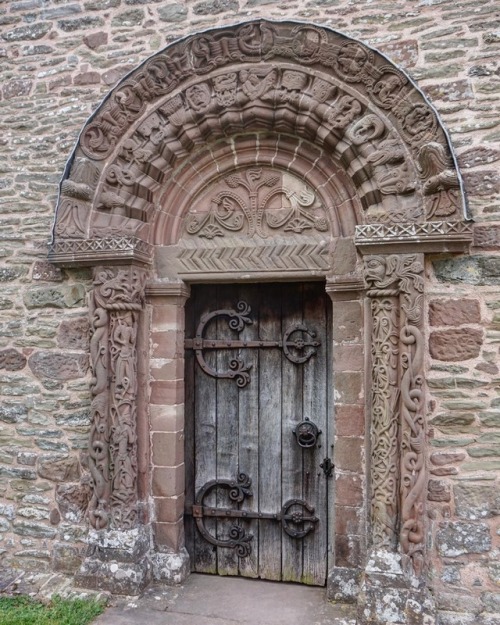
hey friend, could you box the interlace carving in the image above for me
[365,254,426,576]
[87,266,147,530]
[185,168,328,239]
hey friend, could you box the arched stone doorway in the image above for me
[49,19,471,624]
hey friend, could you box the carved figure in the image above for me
[310,78,335,103]
[61,157,100,201]
[400,103,437,146]
[334,42,373,84]
[86,267,147,530]
[376,162,416,196]
[185,82,212,113]
[371,70,407,109]
[239,67,278,100]
[55,198,88,238]
[417,142,461,218]
[367,137,406,166]
[347,114,386,146]
[328,95,363,130]
[213,72,238,106]
[279,70,308,104]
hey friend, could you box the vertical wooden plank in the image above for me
[237,284,260,578]
[192,285,218,574]
[257,283,283,581]
[280,282,304,582]
[184,291,196,566]
[215,284,240,577]
[301,283,330,585]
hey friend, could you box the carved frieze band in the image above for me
[88,266,148,530]
[365,254,426,577]
[48,236,153,267]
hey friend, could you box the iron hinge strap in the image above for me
[187,505,280,521]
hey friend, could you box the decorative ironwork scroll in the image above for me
[184,301,320,387]
[187,473,318,557]
[87,266,148,530]
[364,254,426,576]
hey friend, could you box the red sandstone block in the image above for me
[152,431,184,467]
[334,437,363,473]
[333,344,364,371]
[335,534,363,568]
[152,465,185,498]
[153,520,184,551]
[429,328,483,361]
[335,505,364,536]
[335,405,365,437]
[149,404,184,433]
[429,299,481,326]
[333,371,364,405]
[154,495,185,524]
[335,474,363,507]
[151,330,184,358]
[150,379,184,405]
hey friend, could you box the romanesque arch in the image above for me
[49,19,472,624]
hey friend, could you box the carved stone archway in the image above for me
[49,20,471,624]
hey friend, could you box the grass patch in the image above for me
[0,595,105,625]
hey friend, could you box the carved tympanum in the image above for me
[185,168,328,239]
[87,266,147,530]
[365,254,426,576]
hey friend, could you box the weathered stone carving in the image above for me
[87,266,147,530]
[49,236,153,267]
[417,142,461,218]
[365,254,426,577]
[185,168,328,239]
[56,158,101,239]
[177,241,329,274]
[52,20,466,255]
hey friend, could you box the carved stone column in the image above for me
[359,254,435,625]
[76,265,152,594]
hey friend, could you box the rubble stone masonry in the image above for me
[0,1,499,623]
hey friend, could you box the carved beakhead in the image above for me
[50,19,468,269]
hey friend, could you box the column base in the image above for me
[327,566,361,603]
[151,547,190,584]
[75,527,152,595]
[356,551,437,625]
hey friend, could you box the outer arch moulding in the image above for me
[48,18,471,270]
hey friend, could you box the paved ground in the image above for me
[93,574,357,625]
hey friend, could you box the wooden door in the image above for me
[184,282,332,585]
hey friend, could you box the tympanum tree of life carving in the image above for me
[185,168,329,239]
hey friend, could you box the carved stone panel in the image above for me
[185,168,329,239]
[364,254,426,577]
[87,266,148,531]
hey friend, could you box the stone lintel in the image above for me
[48,237,153,268]
[355,220,473,255]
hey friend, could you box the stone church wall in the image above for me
[0,0,499,621]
